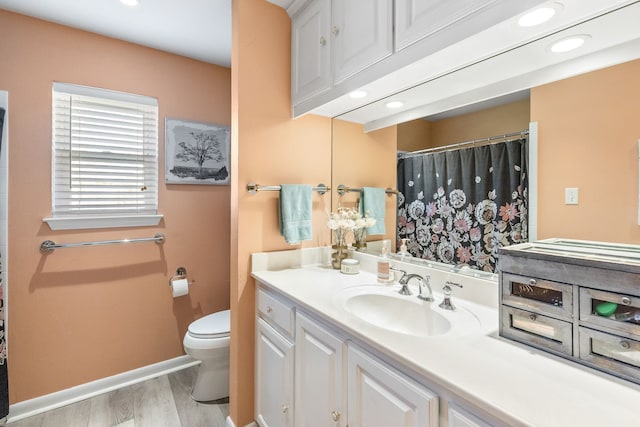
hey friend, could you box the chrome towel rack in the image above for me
[246,182,330,195]
[337,184,397,197]
[40,233,165,254]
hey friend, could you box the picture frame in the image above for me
[165,118,230,185]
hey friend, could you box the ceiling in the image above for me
[0,0,231,67]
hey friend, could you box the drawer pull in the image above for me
[529,314,537,321]
[529,278,537,286]
[621,297,632,306]
[620,340,631,349]
[319,36,327,46]
[267,306,273,314]
[331,411,341,421]
[282,404,289,414]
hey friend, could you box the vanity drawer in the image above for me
[501,306,573,356]
[579,288,640,337]
[257,288,295,337]
[501,273,573,320]
[579,327,640,383]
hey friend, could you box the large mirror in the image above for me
[331,1,640,274]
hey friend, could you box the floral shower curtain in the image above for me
[397,137,528,273]
[0,107,7,419]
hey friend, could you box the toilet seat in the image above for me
[188,309,230,339]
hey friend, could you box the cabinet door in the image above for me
[331,0,393,83]
[295,312,346,426]
[448,403,493,427]
[395,0,496,51]
[347,344,439,427]
[291,0,331,104]
[255,317,294,427]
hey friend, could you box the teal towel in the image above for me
[360,187,386,235]
[279,184,313,244]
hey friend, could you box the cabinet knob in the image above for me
[332,26,340,36]
[267,306,273,313]
[331,411,341,421]
[319,36,327,46]
[529,314,537,321]
[620,340,631,349]
[621,296,632,305]
[282,404,289,414]
[529,279,537,286]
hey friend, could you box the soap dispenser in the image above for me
[398,238,413,261]
[377,241,393,284]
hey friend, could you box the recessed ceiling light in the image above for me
[518,4,560,27]
[550,35,590,53]
[349,90,367,99]
[120,0,140,6]
[385,101,404,109]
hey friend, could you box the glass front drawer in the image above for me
[579,327,640,383]
[579,288,640,337]
[501,306,573,356]
[501,273,573,320]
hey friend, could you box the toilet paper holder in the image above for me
[169,267,195,286]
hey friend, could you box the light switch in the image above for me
[565,188,579,205]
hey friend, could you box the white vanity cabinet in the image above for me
[291,0,392,104]
[295,312,346,426]
[256,283,444,427]
[347,344,439,427]
[447,403,493,427]
[255,289,295,427]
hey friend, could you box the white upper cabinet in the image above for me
[292,0,393,104]
[332,0,393,84]
[394,0,498,51]
[292,0,332,104]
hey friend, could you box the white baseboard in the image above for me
[7,355,199,423]
[225,416,258,427]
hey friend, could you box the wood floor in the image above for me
[6,366,229,427]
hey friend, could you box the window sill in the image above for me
[43,214,163,231]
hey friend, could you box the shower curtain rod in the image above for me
[399,129,529,159]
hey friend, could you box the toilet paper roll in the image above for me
[171,278,189,298]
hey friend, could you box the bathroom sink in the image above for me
[334,285,480,337]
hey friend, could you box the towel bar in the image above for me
[336,184,397,197]
[246,182,329,195]
[40,233,165,254]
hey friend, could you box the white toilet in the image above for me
[183,309,230,401]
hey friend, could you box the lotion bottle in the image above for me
[377,241,393,283]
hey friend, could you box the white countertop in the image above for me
[251,249,640,427]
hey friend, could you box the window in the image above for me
[45,83,161,230]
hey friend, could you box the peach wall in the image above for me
[397,118,432,152]
[531,59,640,243]
[430,98,530,147]
[332,119,397,245]
[0,10,231,403]
[230,1,332,424]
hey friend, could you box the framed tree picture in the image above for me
[165,118,231,185]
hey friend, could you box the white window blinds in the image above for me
[52,83,158,218]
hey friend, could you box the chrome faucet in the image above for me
[439,281,463,310]
[416,275,434,302]
[389,267,433,300]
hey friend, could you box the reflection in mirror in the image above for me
[332,44,640,277]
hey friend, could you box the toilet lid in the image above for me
[188,309,230,339]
